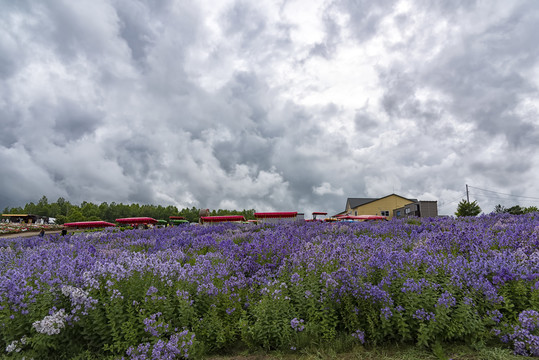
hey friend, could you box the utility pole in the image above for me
[466,184,470,203]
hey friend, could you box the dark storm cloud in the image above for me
[52,101,104,142]
[0,107,20,148]
[0,42,19,79]
[213,132,274,174]
[114,1,158,65]
[364,1,539,214]
[417,3,539,147]
[114,136,160,179]
[354,110,380,133]
[375,3,539,140]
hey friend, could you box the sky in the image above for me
[1,0,539,216]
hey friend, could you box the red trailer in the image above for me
[115,217,158,229]
[254,212,298,223]
[199,215,246,224]
[63,221,116,229]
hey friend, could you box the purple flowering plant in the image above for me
[1,214,539,358]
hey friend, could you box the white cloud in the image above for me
[1,0,539,216]
[313,182,344,196]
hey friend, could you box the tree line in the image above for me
[455,199,538,217]
[2,196,256,224]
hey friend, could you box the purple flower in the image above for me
[352,330,365,344]
[291,318,305,332]
[413,309,435,321]
[436,291,456,308]
[146,286,158,296]
[380,306,393,320]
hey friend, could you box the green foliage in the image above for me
[3,196,257,224]
[67,208,85,223]
[243,294,295,350]
[406,218,422,226]
[3,220,539,359]
[455,200,481,217]
[494,204,539,215]
[55,214,67,224]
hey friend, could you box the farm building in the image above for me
[1,213,50,224]
[393,201,438,218]
[340,194,437,220]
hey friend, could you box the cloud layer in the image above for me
[1,0,539,215]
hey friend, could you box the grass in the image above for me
[205,343,526,360]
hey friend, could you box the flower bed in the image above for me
[0,223,64,235]
[1,214,538,358]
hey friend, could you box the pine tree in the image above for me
[455,200,481,217]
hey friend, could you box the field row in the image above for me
[1,214,538,358]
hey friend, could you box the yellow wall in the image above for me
[348,195,414,220]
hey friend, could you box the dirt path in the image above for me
[0,230,63,239]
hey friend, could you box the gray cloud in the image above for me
[1,0,539,216]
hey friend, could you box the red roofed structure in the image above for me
[116,217,157,224]
[63,221,116,229]
[115,217,158,229]
[200,215,246,224]
[254,212,297,218]
[254,212,298,223]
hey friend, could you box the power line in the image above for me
[469,192,539,203]
[470,192,537,203]
[439,193,468,208]
[467,185,539,201]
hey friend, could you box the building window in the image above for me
[354,211,357,216]
[396,211,401,217]
[381,211,390,216]
[405,208,411,214]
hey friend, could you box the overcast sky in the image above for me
[1,0,539,216]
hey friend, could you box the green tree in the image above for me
[81,202,100,219]
[48,203,60,217]
[55,215,67,225]
[56,197,70,216]
[524,206,539,213]
[36,195,49,216]
[494,204,506,214]
[9,207,24,214]
[455,200,481,217]
[66,208,85,223]
[24,202,37,214]
[506,205,524,215]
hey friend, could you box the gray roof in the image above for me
[347,198,378,208]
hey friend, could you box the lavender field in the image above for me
[1,214,539,359]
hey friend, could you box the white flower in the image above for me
[61,285,89,304]
[6,340,18,353]
[5,336,28,353]
[32,309,67,335]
